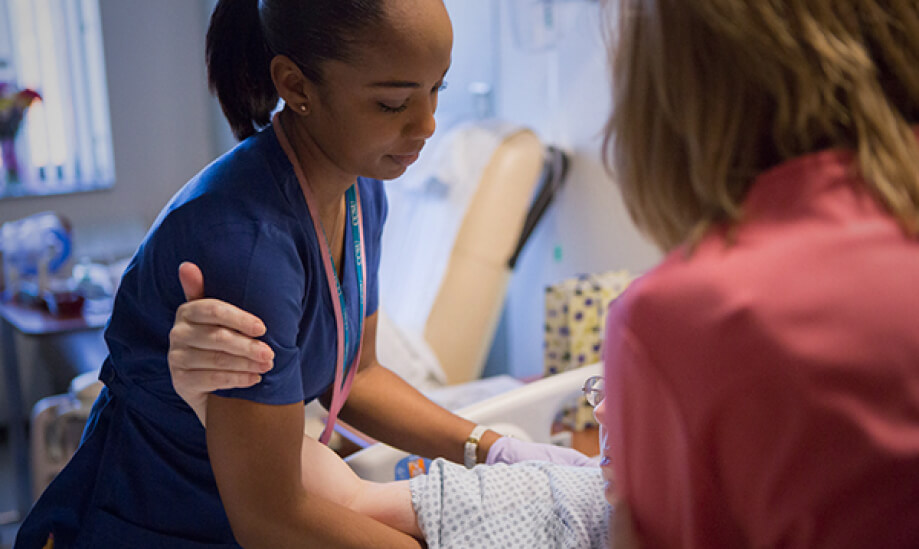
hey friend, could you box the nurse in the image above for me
[17,1,587,548]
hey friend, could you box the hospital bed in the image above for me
[346,362,601,482]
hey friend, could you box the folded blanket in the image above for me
[410,459,610,548]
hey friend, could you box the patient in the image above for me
[174,367,612,548]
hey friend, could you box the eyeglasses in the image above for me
[581,375,605,407]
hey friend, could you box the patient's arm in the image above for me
[300,431,421,538]
[180,384,421,537]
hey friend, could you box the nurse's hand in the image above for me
[168,262,274,425]
[486,437,597,467]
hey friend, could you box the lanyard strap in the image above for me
[328,186,366,384]
[273,113,366,445]
[316,185,366,445]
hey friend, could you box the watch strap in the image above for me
[464,425,488,469]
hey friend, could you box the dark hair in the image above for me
[206,0,386,141]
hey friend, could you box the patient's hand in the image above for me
[169,262,274,425]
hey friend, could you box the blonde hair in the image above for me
[602,0,919,251]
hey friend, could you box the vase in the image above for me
[1,138,19,184]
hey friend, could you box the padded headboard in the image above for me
[423,129,545,384]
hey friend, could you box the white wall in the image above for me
[439,0,501,123]
[491,1,660,378]
[0,0,217,261]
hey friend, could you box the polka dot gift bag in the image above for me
[544,270,634,429]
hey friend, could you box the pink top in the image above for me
[603,135,919,548]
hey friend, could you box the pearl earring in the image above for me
[298,104,308,113]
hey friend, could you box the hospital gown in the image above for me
[411,459,610,548]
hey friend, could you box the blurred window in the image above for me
[0,0,114,199]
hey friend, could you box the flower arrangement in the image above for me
[0,83,41,137]
[0,82,42,183]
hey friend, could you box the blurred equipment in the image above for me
[29,371,103,498]
[0,211,76,314]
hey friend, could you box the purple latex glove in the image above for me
[486,436,598,467]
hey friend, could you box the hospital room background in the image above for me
[0,0,661,543]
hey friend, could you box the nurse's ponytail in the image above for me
[206,0,276,141]
[205,0,386,142]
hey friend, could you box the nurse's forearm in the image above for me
[338,362,500,464]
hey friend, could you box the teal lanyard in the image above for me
[311,183,368,445]
[324,185,365,384]
[274,112,367,445]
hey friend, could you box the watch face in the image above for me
[465,442,477,469]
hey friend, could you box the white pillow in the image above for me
[375,306,447,390]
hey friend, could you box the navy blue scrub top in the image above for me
[15,124,387,549]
